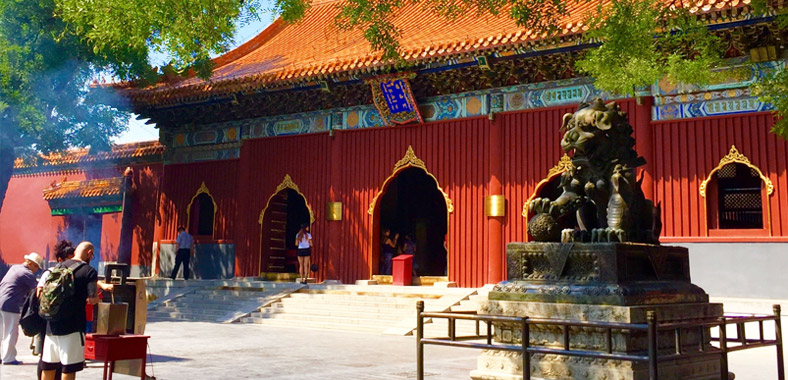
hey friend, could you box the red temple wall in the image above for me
[651,112,788,241]
[218,99,645,284]
[0,163,162,270]
[235,133,331,280]
[102,213,122,262]
[5,100,788,287]
[0,172,86,264]
[155,160,239,243]
[233,117,494,286]
[127,163,162,268]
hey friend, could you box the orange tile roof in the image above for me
[42,177,125,201]
[119,0,751,106]
[14,140,163,170]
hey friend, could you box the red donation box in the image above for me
[85,334,149,380]
[392,254,413,286]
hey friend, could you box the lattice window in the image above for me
[716,163,763,229]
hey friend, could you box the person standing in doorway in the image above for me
[379,228,398,275]
[0,252,42,365]
[171,226,195,280]
[295,224,312,285]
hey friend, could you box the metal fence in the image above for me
[416,301,784,380]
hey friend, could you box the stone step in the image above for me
[282,294,420,307]
[240,317,385,334]
[247,309,403,325]
[174,294,274,303]
[299,289,445,299]
[241,313,395,331]
[157,306,235,316]
[160,303,248,313]
[272,301,415,316]
[148,310,227,320]
[288,291,432,302]
[192,289,276,297]
[254,306,409,320]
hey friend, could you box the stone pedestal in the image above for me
[471,243,725,380]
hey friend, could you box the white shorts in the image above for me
[42,331,85,373]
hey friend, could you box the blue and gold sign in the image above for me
[366,73,423,126]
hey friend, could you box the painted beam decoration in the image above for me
[366,73,423,126]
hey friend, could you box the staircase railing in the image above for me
[416,301,784,380]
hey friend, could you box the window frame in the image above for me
[700,146,773,237]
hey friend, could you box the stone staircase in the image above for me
[146,279,302,323]
[240,284,481,335]
[420,284,492,338]
[144,278,492,335]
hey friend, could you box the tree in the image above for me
[0,0,267,214]
[0,0,130,214]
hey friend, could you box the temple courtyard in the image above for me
[0,308,784,380]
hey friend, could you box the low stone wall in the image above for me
[680,242,788,300]
[159,243,235,279]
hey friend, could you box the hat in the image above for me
[24,252,44,269]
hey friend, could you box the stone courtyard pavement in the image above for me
[0,314,785,379]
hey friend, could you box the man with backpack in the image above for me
[40,241,99,380]
[0,252,42,365]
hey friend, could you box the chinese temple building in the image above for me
[1,0,787,299]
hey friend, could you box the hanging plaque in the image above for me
[366,73,423,126]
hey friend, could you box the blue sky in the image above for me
[113,15,275,144]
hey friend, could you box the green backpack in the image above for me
[39,261,84,321]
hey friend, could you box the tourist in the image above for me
[35,240,75,380]
[401,234,416,256]
[0,252,42,365]
[41,241,99,380]
[295,223,313,284]
[170,226,194,280]
[379,228,398,275]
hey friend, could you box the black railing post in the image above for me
[486,321,492,345]
[647,311,658,380]
[774,305,784,380]
[719,317,729,380]
[417,300,424,380]
[522,317,530,380]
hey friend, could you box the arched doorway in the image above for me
[259,188,311,274]
[375,167,448,277]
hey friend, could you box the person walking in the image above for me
[295,224,312,284]
[0,252,42,365]
[40,241,99,380]
[171,226,195,280]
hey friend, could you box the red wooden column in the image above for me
[635,96,655,199]
[151,162,168,277]
[487,115,504,284]
[327,129,343,280]
[235,141,252,276]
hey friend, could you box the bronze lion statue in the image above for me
[528,99,661,244]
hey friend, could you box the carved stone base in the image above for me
[471,300,725,380]
[470,351,722,380]
[473,242,726,380]
[497,243,706,305]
